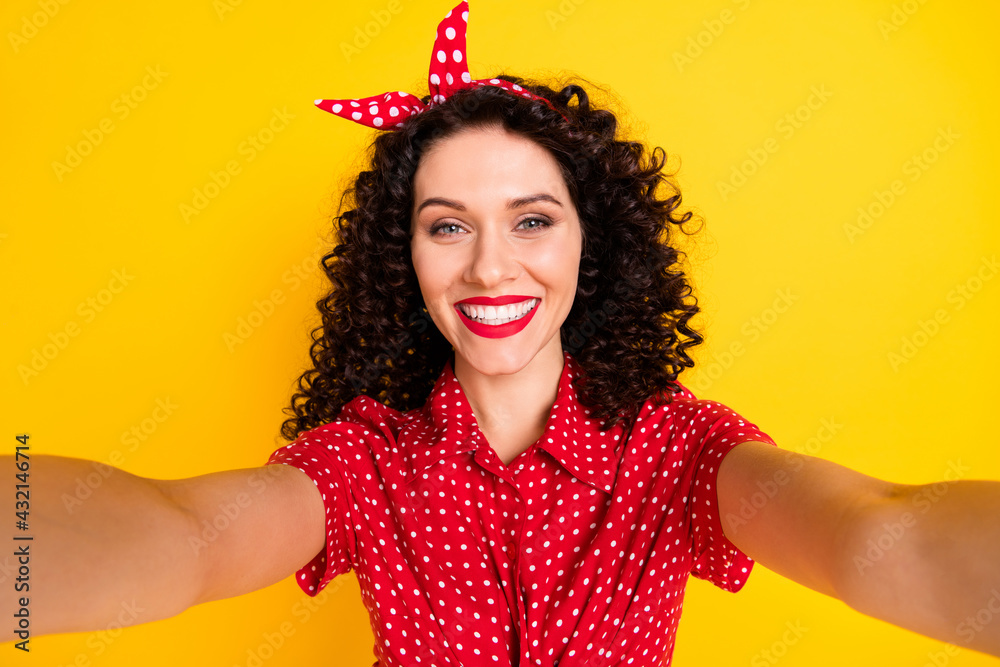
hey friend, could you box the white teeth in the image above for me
[459,298,539,325]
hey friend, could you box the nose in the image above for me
[464,229,519,288]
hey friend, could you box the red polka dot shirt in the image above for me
[266,352,776,666]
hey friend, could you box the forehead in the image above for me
[412,127,569,202]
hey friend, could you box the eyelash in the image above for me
[428,216,553,236]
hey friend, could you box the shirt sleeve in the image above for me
[685,400,776,592]
[266,423,359,596]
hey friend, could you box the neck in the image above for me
[453,345,566,462]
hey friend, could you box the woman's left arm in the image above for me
[717,441,1000,657]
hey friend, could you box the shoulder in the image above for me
[624,388,775,461]
[631,386,748,430]
[270,394,423,467]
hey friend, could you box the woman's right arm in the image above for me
[0,453,326,641]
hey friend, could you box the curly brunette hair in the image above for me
[280,75,704,442]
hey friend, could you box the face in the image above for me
[409,125,583,378]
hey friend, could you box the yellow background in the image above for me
[3,0,999,665]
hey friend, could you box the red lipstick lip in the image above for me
[454,298,540,339]
[455,295,537,306]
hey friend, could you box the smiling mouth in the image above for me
[456,298,540,326]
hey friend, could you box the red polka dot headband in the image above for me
[314,0,566,129]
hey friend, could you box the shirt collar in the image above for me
[396,352,626,494]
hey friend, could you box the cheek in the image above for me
[410,242,455,313]
[409,242,436,293]
[531,238,582,293]
[410,253,450,335]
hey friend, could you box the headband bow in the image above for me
[314,1,565,129]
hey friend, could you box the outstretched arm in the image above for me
[717,441,1000,657]
[1,454,325,641]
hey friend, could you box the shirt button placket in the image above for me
[508,488,530,662]
[504,489,524,565]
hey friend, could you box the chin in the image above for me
[457,344,535,377]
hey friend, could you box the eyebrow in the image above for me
[414,193,564,215]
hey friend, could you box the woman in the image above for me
[5,1,999,665]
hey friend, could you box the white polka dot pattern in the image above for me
[266,352,776,666]
[313,1,567,130]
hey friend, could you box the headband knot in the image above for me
[314,1,566,129]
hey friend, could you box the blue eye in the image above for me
[429,222,463,236]
[518,217,552,230]
[427,217,551,236]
